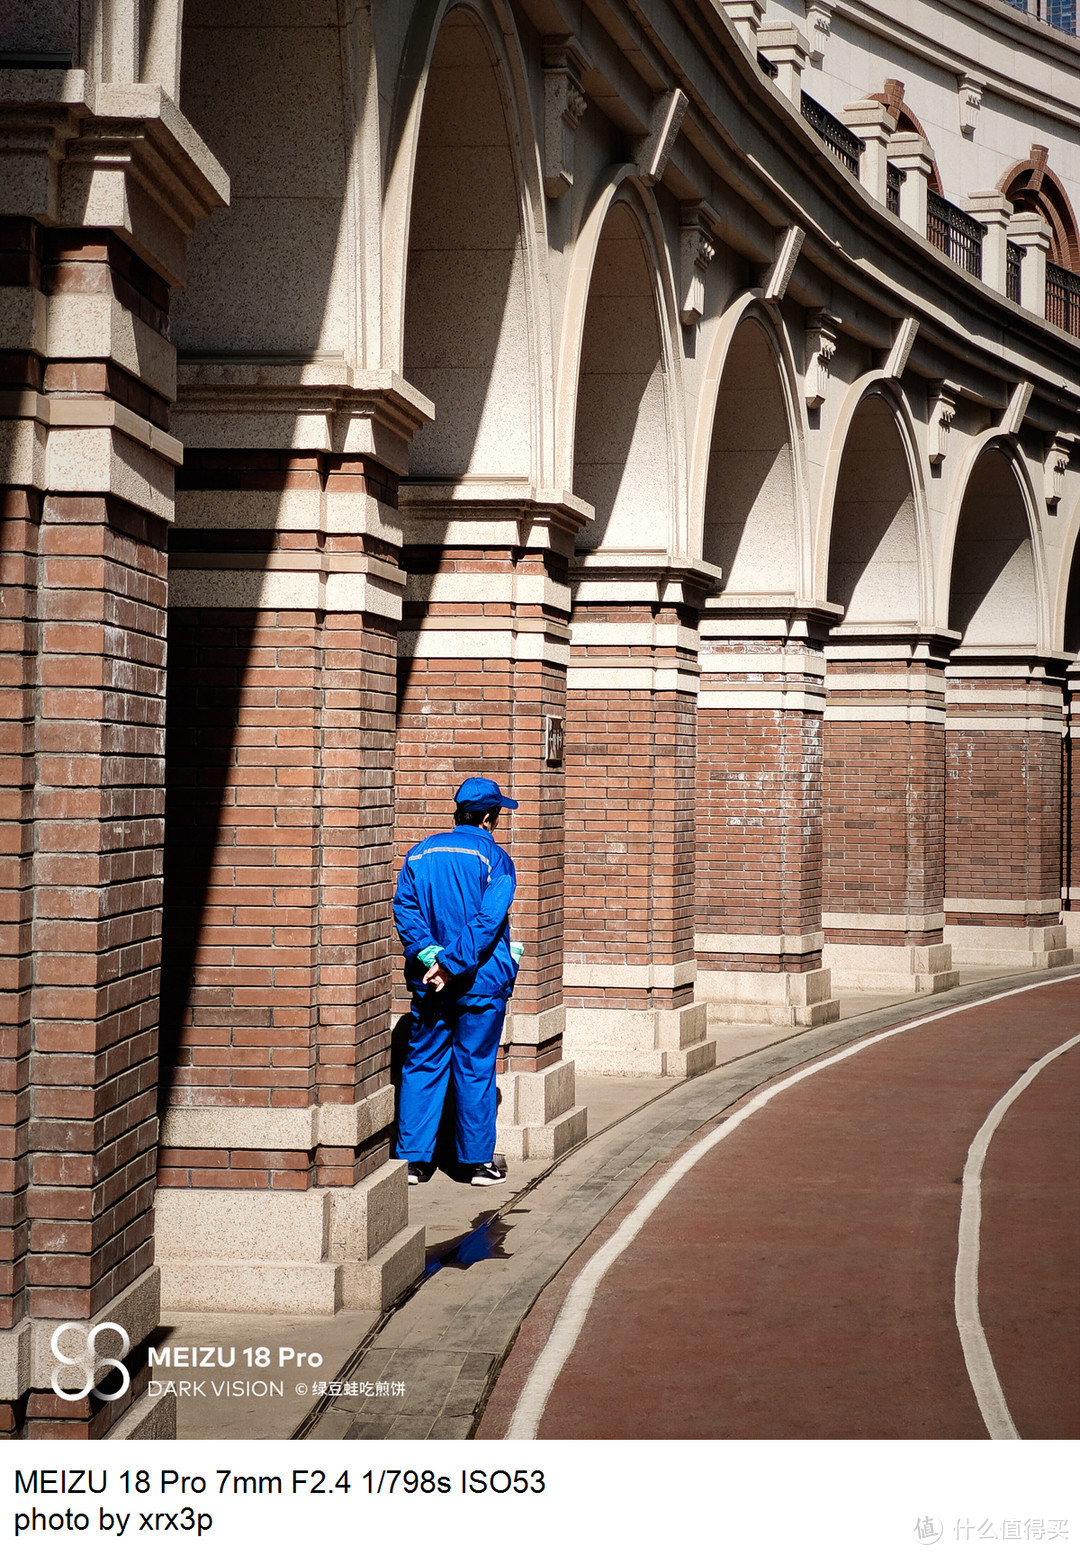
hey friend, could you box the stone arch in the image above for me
[814,375,930,623]
[690,299,808,596]
[945,438,1043,648]
[1000,151,1080,271]
[392,1,545,479]
[564,177,682,553]
[869,81,943,194]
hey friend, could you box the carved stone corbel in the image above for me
[1044,436,1071,511]
[679,205,716,327]
[542,39,590,199]
[805,309,839,410]
[806,2,833,67]
[927,381,958,467]
[957,73,984,140]
[634,89,688,186]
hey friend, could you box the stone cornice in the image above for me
[0,71,228,285]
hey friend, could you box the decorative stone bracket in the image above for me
[805,308,839,410]
[679,204,717,326]
[1044,436,1071,511]
[957,73,984,140]
[542,39,590,198]
[927,380,959,466]
[883,316,919,381]
[634,88,689,185]
[806,2,834,67]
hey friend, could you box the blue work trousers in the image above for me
[395,997,506,1164]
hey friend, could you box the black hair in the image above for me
[454,805,501,827]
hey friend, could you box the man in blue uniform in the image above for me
[392,777,520,1186]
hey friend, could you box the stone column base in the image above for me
[154,1161,425,1317]
[0,1267,165,1440]
[947,923,1073,969]
[496,1059,588,1160]
[563,1002,716,1077]
[1064,911,1080,949]
[823,940,960,993]
[697,967,840,1027]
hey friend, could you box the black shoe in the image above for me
[470,1160,507,1186]
[407,1161,434,1185]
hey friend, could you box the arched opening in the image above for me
[827,394,920,623]
[403,8,532,477]
[572,201,671,551]
[702,318,798,594]
[948,447,1038,646]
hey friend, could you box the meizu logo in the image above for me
[50,1322,131,1402]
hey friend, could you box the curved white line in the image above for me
[954,1029,1080,1440]
[506,973,1080,1439]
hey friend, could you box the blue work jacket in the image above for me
[393,825,518,1005]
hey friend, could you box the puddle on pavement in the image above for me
[424,1211,528,1274]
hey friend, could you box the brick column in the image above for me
[1066,659,1080,952]
[155,385,431,1313]
[822,633,959,994]
[1,182,222,1437]
[945,656,1073,969]
[393,493,588,1158]
[562,560,717,1077]
[695,602,839,1026]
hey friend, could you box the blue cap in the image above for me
[454,776,519,811]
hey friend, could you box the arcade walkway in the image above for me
[282,966,1078,1442]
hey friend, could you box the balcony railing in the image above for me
[927,190,984,278]
[886,164,906,217]
[1046,261,1080,336]
[800,93,863,176]
[1003,0,1076,36]
[1006,241,1023,304]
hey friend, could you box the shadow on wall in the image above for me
[702,319,798,594]
[827,394,919,622]
[572,203,671,554]
[949,447,1037,645]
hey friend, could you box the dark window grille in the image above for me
[886,164,906,217]
[927,189,984,278]
[1006,241,1023,304]
[800,92,863,176]
[757,51,779,78]
[1046,261,1080,336]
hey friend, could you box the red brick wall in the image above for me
[564,606,697,1012]
[696,638,824,975]
[823,662,946,947]
[1,219,176,1436]
[394,543,569,1067]
[161,459,403,1189]
[946,678,1063,927]
[0,488,39,1358]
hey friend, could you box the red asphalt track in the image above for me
[480,978,1080,1439]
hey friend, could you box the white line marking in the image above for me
[505,973,1080,1439]
[954,1029,1080,1440]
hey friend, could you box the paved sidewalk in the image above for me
[292,964,1075,1441]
